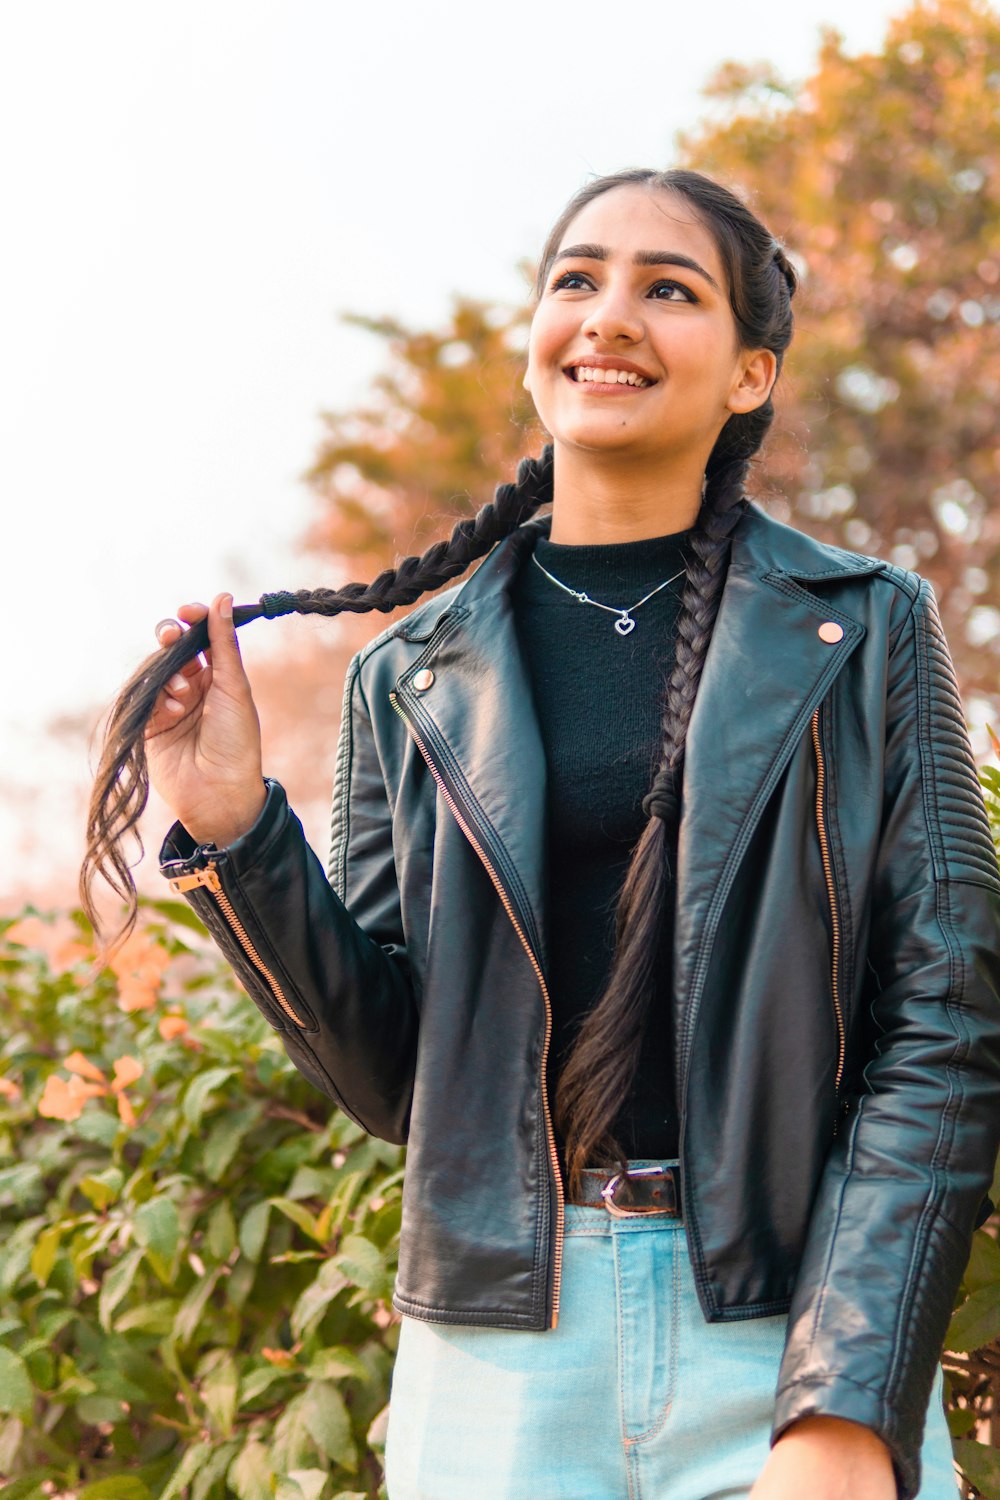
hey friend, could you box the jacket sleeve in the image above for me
[157,649,419,1142]
[771,576,1000,1500]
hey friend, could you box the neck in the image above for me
[547,442,706,544]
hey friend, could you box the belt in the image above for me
[570,1163,683,1219]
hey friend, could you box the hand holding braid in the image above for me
[81,447,553,948]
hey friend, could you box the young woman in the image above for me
[82,169,1000,1500]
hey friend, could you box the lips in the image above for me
[564,366,656,391]
[562,356,657,389]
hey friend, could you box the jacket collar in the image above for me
[391,502,885,993]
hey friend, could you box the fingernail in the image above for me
[221,594,233,619]
[168,674,188,693]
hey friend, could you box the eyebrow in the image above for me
[551,242,722,294]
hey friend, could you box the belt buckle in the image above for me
[599,1164,678,1218]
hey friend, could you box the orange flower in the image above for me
[38,1053,144,1125]
[39,1074,105,1121]
[64,1051,106,1084]
[4,916,91,972]
[0,1076,21,1102]
[159,1013,189,1040]
[108,929,172,1013]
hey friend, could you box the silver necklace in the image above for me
[531,552,687,636]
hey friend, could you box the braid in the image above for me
[80,446,553,943]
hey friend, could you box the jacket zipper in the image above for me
[168,862,309,1030]
[389,689,565,1330]
[810,705,846,1123]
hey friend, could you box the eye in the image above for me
[550,270,592,291]
[650,280,697,303]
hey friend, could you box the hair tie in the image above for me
[642,769,678,824]
[260,590,299,620]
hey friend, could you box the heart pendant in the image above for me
[615,616,636,636]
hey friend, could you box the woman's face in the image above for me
[524,184,775,467]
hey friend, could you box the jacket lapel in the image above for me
[392,503,885,997]
[674,506,884,1062]
[392,515,553,975]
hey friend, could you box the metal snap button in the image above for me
[818,621,844,644]
[413,668,435,691]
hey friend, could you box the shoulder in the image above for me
[339,578,469,708]
[739,500,926,646]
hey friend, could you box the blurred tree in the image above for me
[677,0,1000,706]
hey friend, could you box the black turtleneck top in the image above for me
[510,523,693,1171]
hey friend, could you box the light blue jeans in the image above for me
[384,1160,959,1499]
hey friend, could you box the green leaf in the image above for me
[962,1227,1000,1295]
[77,1480,154,1500]
[159,1442,214,1500]
[0,1164,43,1204]
[79,1168,125,1211]
[30,1223,63,1285]
[271,1197,325,1244]
[304,1345,369,1382]
[202,1101,265,1181]
[98,1247,145,1333]
[239,1200,271,1263]
[946,1285,1000,1352]
[304,1381,356,1469]
[240,1365,295,1405]
[291,1259,350,1341]
[191,1439,241,1500]
[206,1197,236,1260]
[143,898,211,935]
[0,1346,33,1419]
[272,1389,320,1471]
[334,1233,386,1296]
[227,1440,274,1500]
[284,1473,330,1500]
[114,1298,177,1335]
[202,1355,238,1437]
[171,1266,224,1347]
[182,1067,238,1130]
[74,1111,120,1148]
[953,1438,1000,1498]
[133,1197,180,1264]
[946,1404,977,1437]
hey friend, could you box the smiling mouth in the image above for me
[565,365,655,388]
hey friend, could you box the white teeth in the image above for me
[572,366,650,387]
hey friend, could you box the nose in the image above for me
[579,278,644,345]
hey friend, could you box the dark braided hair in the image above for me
[82,168,796,1198]
[530,169,798,1200]
[80,448,554,945]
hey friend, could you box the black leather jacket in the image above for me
[159,502,1000,1499]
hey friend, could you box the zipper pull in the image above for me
[169,863,222,895]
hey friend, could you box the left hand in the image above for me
[749,1416,897,1500]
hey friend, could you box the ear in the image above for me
[727,348,777,416]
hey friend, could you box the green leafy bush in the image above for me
[0,898,402,1499]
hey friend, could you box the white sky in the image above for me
[1,0,922,905]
